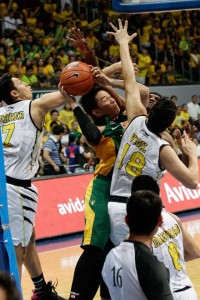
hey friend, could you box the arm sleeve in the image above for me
[136,246,173,300]
[73,106,101,146]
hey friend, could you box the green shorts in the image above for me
[81,177,111,250]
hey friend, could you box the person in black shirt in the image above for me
[102,190,173,300]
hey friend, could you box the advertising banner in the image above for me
[34,175,90,239]
[34,161,200,240]
[160,171,200,213]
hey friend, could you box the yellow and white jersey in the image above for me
[110,115,169,198]
[153,210,193,293]
[0,100,43,180]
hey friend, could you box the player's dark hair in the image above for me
[127,190,162,235]
[147,98,177,134]
[49,121,58,129]
[69,132,76,143]
[0,271,21,300]
[0,73,16,104]
[80,84,103,119]
[50,109,59,115]
[52,125,64,135]
[149,92,162,99]
[131,175,160,195]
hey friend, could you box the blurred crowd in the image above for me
[0,0,200,86]
[36,102,96,177]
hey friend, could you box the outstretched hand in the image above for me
[181,130,197,157]
[66,28,91,54]
[107,19,137,45]
[184,121,197,140]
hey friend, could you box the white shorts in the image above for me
[7,183,38,247]
[173,286,197,300]
[108,202,129,246]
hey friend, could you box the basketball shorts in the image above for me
[173,286,197,300]
[6,183,38,247]
[108,202,128,246]
[82,177,111,250]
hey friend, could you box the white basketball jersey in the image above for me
[152,211,193,292]
[110,115,169,197]
[0,100,43,180]
[102,242,147,300]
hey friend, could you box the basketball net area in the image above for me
[0,128,22,297]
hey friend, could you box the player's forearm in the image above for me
[187,154,199,187]
[110,78,125,89]
[72,106,101,146]
[120,42,136,82]
[84,50,98,67]
[39,92,71,113]
[102,62,121,77]
[119,42,143,121]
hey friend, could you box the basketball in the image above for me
[60,61,95,96]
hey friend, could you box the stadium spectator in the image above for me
[2,10,17,34]
[187,94,200,125]
[45,109,61,132]
[57,47,69,66]
[59,103,75,130]
[26,10,37,32]
[33,21,45,39]
[0,46,6,75]
[163,64,177,84]
[190,47,200,82]
[180,103,190,122]
[86,30,100,52]
[76,134,95,170]
[150,18,162,42]
[43,56,55,79]
[136,47,152,84]
[140,19,152,48]
[170,106,186,130]
[155,32,166,60]
[63,132,91,173]
[108,38,120,62]
[170,95,178,106]
[49,69,61,87]
[21,58,33,74]
[37,66,50,88]
[61,124,70,147]
[8,56,23,78]
[20,66,38,87]
[70,120,82,139]
[43,125,67,176]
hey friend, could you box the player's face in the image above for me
[95,90,120,119]
[147,93,160,110]
[12,78,32,100]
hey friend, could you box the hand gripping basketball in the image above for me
[60,61,95,96]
